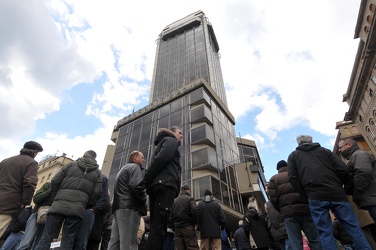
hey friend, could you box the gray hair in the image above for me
[296,135,312,145]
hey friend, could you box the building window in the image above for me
[359,115,363,122]
[370,88,374,97]
[371,119,376,129]
[367,126,376,140]
[40,176,45,183]
[47,173,52,181]
[371,75,376,85]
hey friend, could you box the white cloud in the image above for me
[0,0,361,169]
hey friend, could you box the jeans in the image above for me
[0,232,23,250]
[146,185,176,250]
[108,209,140,250]
[279,238,289,250]
[17,212,45,250]
[308,199,371,250]
[35,213,82,250]
[342,244,355,250]
[284,215,321,250]
[75,209,95,250]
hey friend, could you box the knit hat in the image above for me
[83,150,97,160]
[23,141,43,152]
[204,189,212,196]
[276,160,287,170]
[181,185,190,191]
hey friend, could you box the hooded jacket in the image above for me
[198,195,226,238]
[341,144,376,208]
[48,157,102,218]
[268,166,311,220]
[0,152,38,215]
[144,128,181,195]
[288,142,348,202]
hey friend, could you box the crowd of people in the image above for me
[1,130,376,250]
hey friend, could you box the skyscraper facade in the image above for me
[105,11,267,231]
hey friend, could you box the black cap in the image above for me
[23,141,43,152]
[276,160,287,170]
[204,189,212,196]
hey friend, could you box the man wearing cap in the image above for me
[170,185,199,250]
[268,160,320,250]
[198,189,226,250]
[0,141,43,237]
[35,150,102,250]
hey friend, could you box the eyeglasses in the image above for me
[338,143,349,150]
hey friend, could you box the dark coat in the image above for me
[265,201,287,242]
[112,162,146,214]
[243,207,269,248]
[288,143,348,202]
[48,157,102,218]
[268,166,311,220]
[33,182,53,212]
[0,153,38,215]
[1,206,33,240]
[171,190,199,229]
[341,145,376,208]
[144,128,181,196]
[233,227,251,250]
[91,175,111,214]
[198,195,226,238]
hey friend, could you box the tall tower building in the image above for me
[105,10,267,232]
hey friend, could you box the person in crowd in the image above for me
[0,141,43,237]
[264,200,288,250]
[332,217,354,250]
[0,205,32,250]
[99,208,113,250]
[108,151,147,250]
[338,138,376,223]
[198,189,226,250]
[221,229,232,250]
[75,174,111,250]
[138,216,150,250]
[288,134,371,250]
[35,150,102,250]
[17,182,53,250]
[233,220,251,250]
[170,185,199,250]
[143,127,183,250]
[268,160,320,249]
[242,202,269,250]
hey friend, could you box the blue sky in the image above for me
[0,0,360,181]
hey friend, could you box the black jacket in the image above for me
[234,227,251,250]
[198,195,226,238]
[243,207,269,248]
[265,201,287,242]
[112,162,146,214]
[171,190,199,229]
[341,144,376,208]
[1,206,33,239]
[91,174,111,214]
[48,157,102,218]
[268,166,311,220]
[144,128,181,196]
[288,143,348,202]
